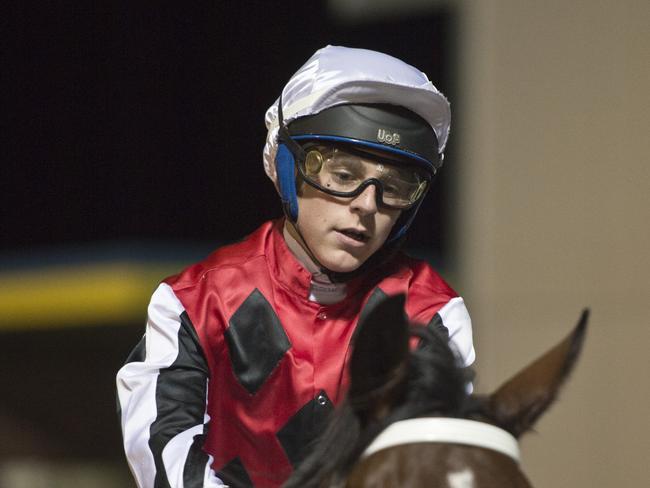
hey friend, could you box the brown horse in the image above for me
[283,294,588,487]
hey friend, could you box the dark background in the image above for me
[1,0,454,471]
[2,1,453,256]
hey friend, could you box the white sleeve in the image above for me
[116,283,227,488]
[437,296,476,367]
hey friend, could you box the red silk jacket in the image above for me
[116,219,475,488]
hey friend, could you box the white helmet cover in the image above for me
[263,45,451,183]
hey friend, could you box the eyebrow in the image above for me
[378,163,413,181]
[328,147,418,180]
[328,154,364,170]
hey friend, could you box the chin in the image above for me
[318,253,366,274]
[327,263,360,274]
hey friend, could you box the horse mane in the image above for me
[283,324,473,488]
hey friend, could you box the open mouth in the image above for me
[339,229,369,243]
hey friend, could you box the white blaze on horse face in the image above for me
[447,468,476,488]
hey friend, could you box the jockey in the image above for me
[116,45,475,488]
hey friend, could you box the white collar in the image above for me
[362,418,520,463]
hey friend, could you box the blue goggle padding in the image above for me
[275,143,299,221]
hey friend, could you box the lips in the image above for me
[338,228,369,243]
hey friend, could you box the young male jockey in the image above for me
[116,45,475,488]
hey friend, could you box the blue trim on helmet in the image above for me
[292,134,438,174]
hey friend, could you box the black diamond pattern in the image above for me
[426,312,449,341]
[216,457,254,488]
[277,390,334,467]
[225,289,291,394]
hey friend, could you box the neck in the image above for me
[283,222,347,304]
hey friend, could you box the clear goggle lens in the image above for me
[297,145,430,209]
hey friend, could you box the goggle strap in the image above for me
[277,93,305,162]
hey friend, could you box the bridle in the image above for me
[362,418,520,463]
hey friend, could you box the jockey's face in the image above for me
[294,150,402,273]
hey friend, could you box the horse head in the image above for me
[284,294,588,487]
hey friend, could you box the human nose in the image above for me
[350,184,379,215]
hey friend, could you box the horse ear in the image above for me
[487,309,589,438]
[348,293,410,420]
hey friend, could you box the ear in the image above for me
[348,293,410,421]
[487,309,589,437]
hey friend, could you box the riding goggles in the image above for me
[296,144,431,210]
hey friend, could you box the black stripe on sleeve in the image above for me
[117,335,147,419]
[149,312,210,488]
[426,312,450,341]
[125,334,147,364]
[183,433,210,488]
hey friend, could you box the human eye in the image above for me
[331,170,355,183]
[380,175,408,196]
[325,159,362,187]
[384,184,401,195]
[384,184,411,201]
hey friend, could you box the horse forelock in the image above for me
[402,325,472,417]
